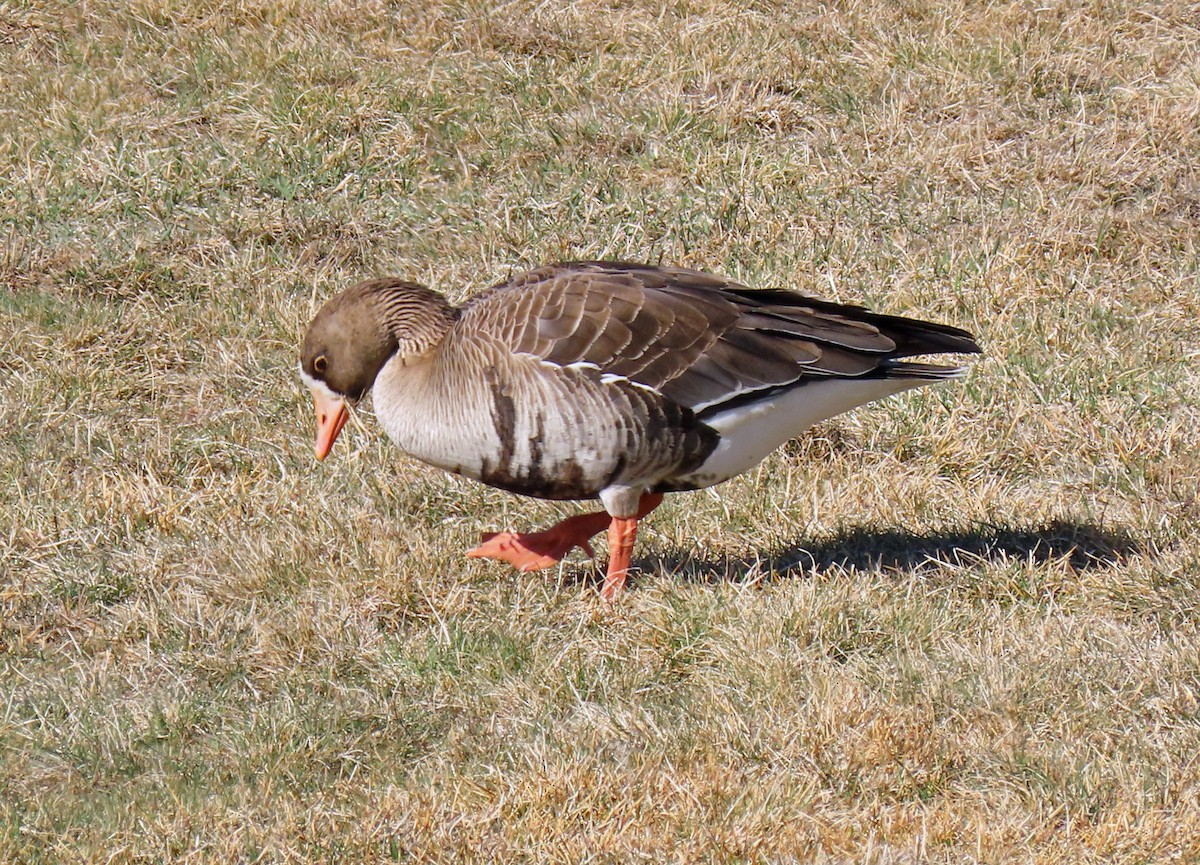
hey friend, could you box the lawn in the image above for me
[2,0,1199,861]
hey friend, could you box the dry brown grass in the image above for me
[2,0,1199,861]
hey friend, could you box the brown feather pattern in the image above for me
[469,261,978,416]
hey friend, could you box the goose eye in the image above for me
[314,355,328,374]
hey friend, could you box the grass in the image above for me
[2,0,1199,861]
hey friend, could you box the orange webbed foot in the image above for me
[466,511,612,573]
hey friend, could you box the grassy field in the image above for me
[2,0,1199,861]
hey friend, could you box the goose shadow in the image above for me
[621,519,1147,587]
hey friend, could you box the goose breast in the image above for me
[371,331,718,500]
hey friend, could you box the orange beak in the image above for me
[311,387,349,461]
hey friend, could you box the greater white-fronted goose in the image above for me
[300,261,980,599]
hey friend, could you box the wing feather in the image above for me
[464,262,980,415]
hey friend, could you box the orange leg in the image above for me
[467,494,664,588]
[601,516,640,601]
[600,493,662,600]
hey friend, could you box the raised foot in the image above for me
[465,511,612,573]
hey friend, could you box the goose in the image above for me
[300,261,980,600]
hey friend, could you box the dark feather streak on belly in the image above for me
[485,369,518,470]
[478,371,595,500]
[478,460,595,501]
[475,369,722,501]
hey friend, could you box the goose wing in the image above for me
[465,261,979,416]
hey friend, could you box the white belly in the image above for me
[676,378,924,488]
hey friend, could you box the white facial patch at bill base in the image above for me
[299,365,349,406]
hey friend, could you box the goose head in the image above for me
[300,278,458,460]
